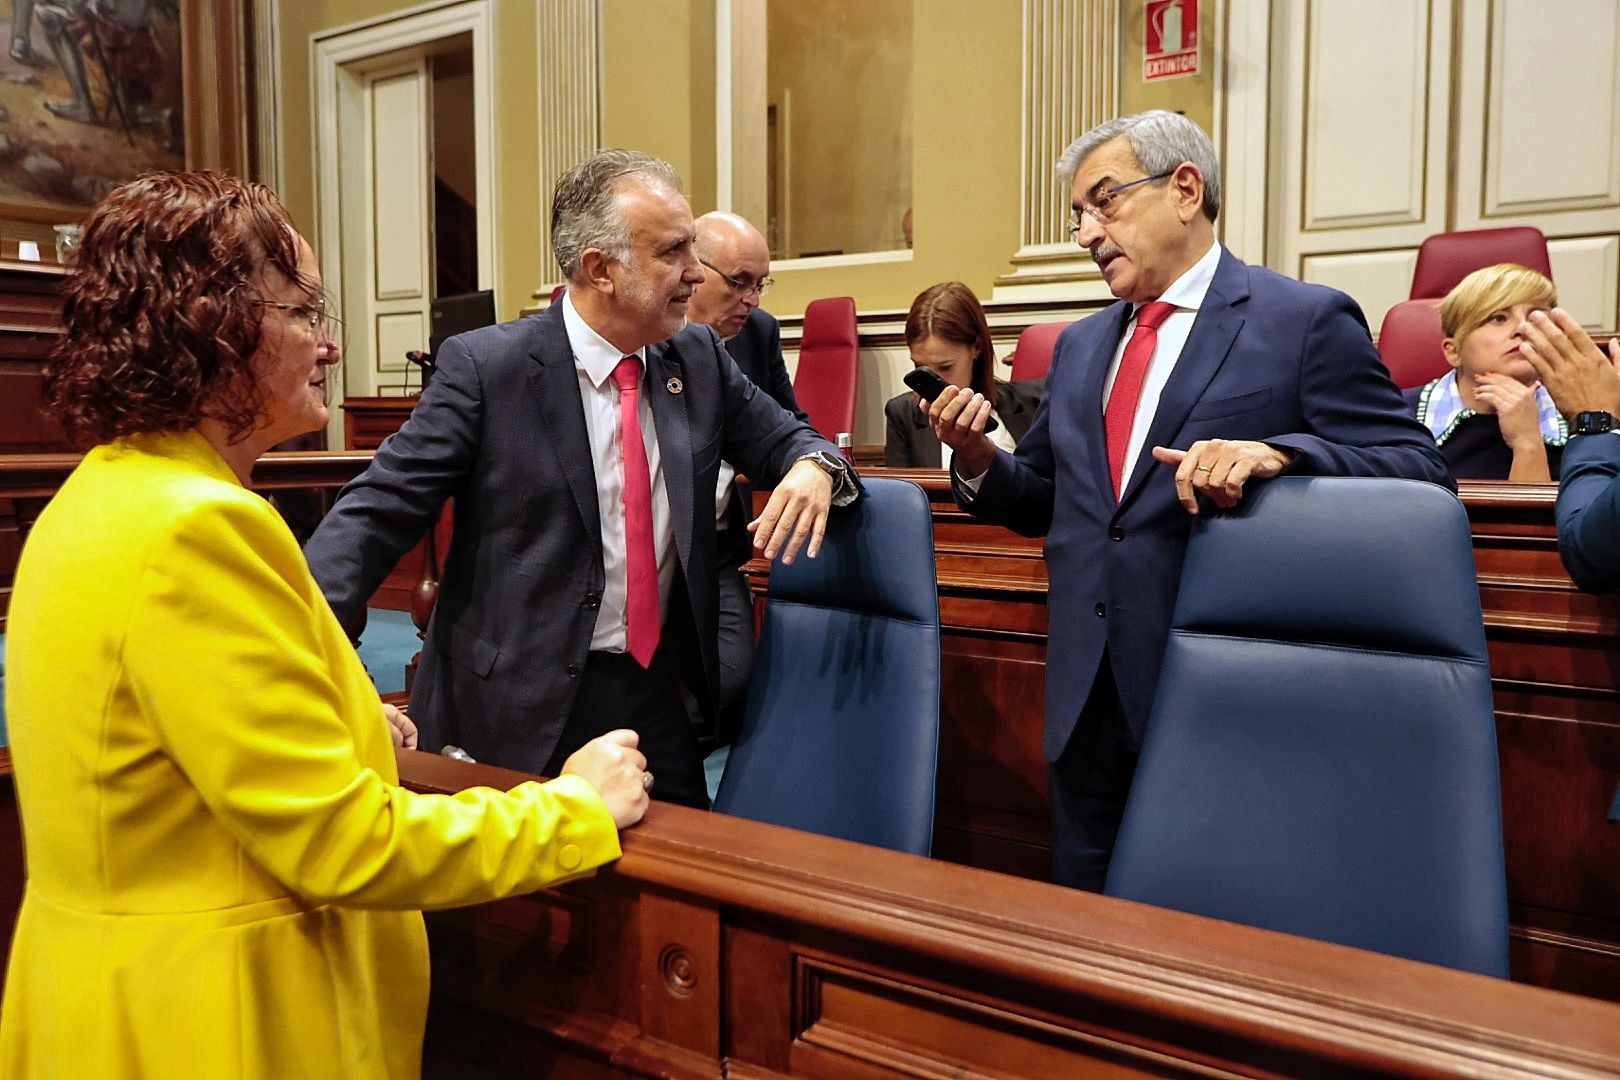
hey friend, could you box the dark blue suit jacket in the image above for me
[1556,432,1620,593]
[305,303,832,773]
[958,248,1450,760]
[725,308,807,423]
[1556,433,1620,822]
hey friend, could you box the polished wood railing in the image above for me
[0,747,1612,1076]
[776,470,1620,1003]
[3,455,1617,1003]
[398,750,1620,1079]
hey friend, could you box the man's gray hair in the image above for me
[551,149,684,280]
[1056,110,1221,222]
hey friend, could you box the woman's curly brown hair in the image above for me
[44,170,315,446]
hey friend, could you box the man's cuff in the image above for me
[798,450,861,506]
[955,464,989,496]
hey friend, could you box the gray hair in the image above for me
[550,149,684,280]
[1056,110,1221,222]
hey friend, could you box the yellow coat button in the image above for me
[559,844,582,870]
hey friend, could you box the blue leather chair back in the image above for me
[1105,477,1510,978]
[714,478,940,855]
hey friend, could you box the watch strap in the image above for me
[1572,411,1618,436]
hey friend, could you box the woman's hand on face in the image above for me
[382,703,418,749]
[1474,372,1544,451]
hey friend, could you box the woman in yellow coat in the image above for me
[0,171,651,1078]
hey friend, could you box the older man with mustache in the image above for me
[929,111,1447,890]
[307,150,854,809]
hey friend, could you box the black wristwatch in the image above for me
[1571,411,1618,436]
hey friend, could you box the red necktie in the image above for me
[1104,301,1176,499]
[612,356,660,667]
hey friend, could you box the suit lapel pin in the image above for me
[665,376,684,395]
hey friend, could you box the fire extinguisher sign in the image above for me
[1144,0,1199,82]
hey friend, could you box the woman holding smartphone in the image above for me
[884,281,1044,468]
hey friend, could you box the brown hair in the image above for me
[44,170,313,446]
[904,282,997,400]
[1437,262,1556,342]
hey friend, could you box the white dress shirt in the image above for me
[959,240,1222,494]
[561,293,677,653]
[940,399,1019,474]
[1104,239,1222,490]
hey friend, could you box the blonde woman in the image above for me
[1406,263,1567,482]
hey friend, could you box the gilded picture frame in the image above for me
[0,0,246,224]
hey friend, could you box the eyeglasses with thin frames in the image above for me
[255,299,343,342]
[699,257,774,298]
[1068,170,1177,235]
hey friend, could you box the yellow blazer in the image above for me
[0,431,621,1078]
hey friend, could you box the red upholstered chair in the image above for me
[1009,321,1071,381]
[1409,227,1553,300]
[548,284,565,304]
[1376,299,1450,389]
[793,296,859,439]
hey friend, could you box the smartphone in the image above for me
[902,367,999,433]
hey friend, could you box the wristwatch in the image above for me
[798,449,847,479]
[1571,411,1618,436]
[797,449,859,505]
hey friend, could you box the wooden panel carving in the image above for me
[400,751,1620,1079]
[1482,0,1620,215]
[340,396,436,612]
[0,262,68,454]
[0,262,68,630]
[4,454,1620,1005]
[752,470,1620,1003]
[0,746,1617,1076]
[1303,0,1433,229]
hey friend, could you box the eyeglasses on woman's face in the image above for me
[255,299,341,339]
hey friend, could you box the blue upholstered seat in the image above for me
[714,477,940,855]
[1105,476,1510,978]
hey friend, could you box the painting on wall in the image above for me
[0,1,185,217]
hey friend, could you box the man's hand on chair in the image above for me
[749,458,832,565]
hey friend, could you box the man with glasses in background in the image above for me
[306,151,853,809]
[928,110,1447,891]
[686,211,809,746]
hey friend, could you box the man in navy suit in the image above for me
[1519,309,1620,823]
[1520,309,1620,591]
[930,111,1449,889]
[687,211,808,726]
[306,151,854,808]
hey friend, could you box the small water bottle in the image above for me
[53,223,82,265]
[836,431,854,464]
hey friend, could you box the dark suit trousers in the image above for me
[1050,657,1140,892]
[543,643,711,810]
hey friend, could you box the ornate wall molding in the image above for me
[994,0,1118,301]
[532,0,601,300]
[249,0,283,190]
